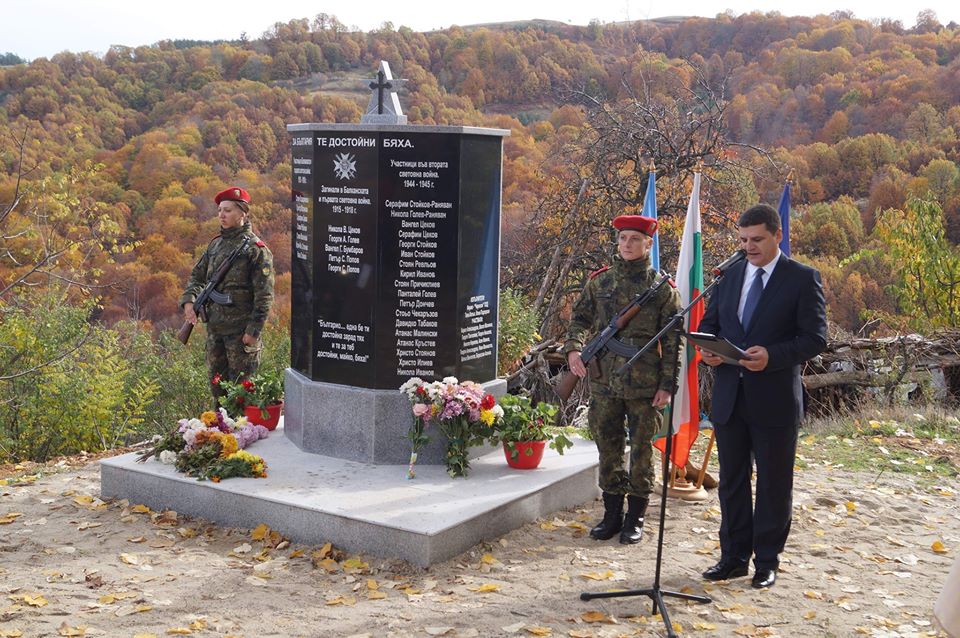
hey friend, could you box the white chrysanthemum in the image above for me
[399,377,423,393]
[492,405,504,419]
[441,376,459,385]
[158,450,178,464]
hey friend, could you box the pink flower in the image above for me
[413,403,432,419]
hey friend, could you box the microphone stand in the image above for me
[580,267,734,638]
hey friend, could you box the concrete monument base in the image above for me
[283,368,507,465]
[100,423,598,567]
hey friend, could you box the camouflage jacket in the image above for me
[564,255,682,399]
[179,222,274,337]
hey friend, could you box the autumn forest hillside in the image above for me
[2,10,960,341]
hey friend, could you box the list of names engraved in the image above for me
[383,150,455,380]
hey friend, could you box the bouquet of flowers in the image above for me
[137,408,270,482]
[400,376,503,478]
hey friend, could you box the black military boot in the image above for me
[589,492,624,540]
[619,495,648,544]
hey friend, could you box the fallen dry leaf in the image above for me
[579,571,614,581]
[568,630,595,638]
[251,523,270,540]
[9,593,48,607]
[0,631,24,638]
[57,623,86,636]
[165,629,192,635]
[467,583,500,593]
[0,512,24,525]
[343,557,369,572]
[580,611,610,623]
[524,628,552,637]
[325,595,357,606]
[932,540,949,554]
[119,553,140,565]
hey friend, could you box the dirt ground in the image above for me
[0,448,957,638]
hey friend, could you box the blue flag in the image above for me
[644,168,659,270]
[778,181,791,257]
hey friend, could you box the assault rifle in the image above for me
[176,237,250,344]
[555,271,672,402]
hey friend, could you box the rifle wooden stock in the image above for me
[177,321,194,345]
[555,370,580,403]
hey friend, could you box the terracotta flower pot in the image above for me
[244,402,283,431]
[503,440,546,470]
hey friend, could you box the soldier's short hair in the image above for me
[738,204,780,234]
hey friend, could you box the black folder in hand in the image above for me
[685,332,748,366]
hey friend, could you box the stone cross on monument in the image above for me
[361,60,407,125]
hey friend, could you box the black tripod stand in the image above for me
[580,257,741,637]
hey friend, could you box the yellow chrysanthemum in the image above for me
[480,409,496,426]
[200,411,219,426]
[227,449,268,477]
[220,434,239,456]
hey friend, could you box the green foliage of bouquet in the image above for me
[216,368,284,419]
[493,394,573,462]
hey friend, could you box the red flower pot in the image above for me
[244,402,283,431]
[503,441,546,470]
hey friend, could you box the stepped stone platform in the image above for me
[100,423,599,566]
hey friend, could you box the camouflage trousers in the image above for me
[206,332,262,409]
[588,395,661,498]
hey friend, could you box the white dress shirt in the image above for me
[737,250,781,324]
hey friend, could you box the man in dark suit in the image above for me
[698,204,827,589]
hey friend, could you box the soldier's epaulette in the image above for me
[255,240,266,247]
[668,277,677,288]
[589,266,610,279]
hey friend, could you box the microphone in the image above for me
[711,249,747,275]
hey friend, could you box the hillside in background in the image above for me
[2,10,959,337]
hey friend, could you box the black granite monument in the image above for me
[285,62,509,464]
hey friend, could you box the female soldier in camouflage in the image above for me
[564,215,681,544]
[180,187,274,407]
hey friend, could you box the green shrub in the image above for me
[0,290,290,462]
[497,287,541,376]
[0,298,158,461]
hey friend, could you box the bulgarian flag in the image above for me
[778,179,791,257]
[643,164,659,271]
[653,171,703,467]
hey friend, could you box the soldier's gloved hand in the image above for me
[183,303,198,325]
[567,351,587,378]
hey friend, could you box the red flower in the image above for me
[242,379,255,391]
[212,373,221,385]
[236,397,245,405]
[416,386,427,397]
[481,394,495,410]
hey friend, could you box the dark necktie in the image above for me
[741,269,765,329]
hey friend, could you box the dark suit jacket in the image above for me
[699,255,827,427]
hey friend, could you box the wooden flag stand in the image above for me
[653,429,717,502]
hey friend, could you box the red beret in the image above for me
[214,187,250,205]
[612,215,657,236]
